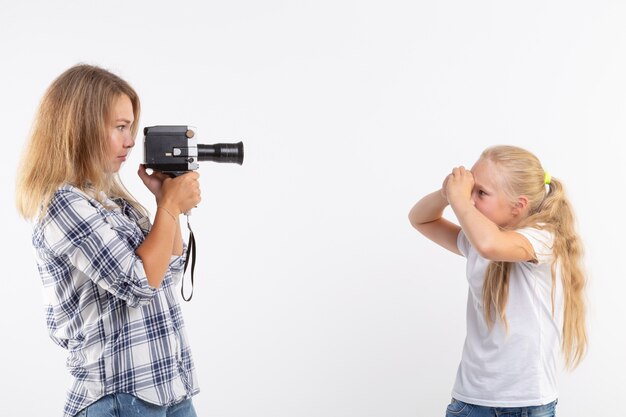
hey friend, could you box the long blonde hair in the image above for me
[16,64,146,220]
[481,145,587,369]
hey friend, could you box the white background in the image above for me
[1,1,625,416]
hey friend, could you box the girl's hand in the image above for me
[138,164,170,200]
[441,173,452,200]
[445,166,474,206]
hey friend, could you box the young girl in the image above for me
[16,65,201,417]
[409,146,587,417]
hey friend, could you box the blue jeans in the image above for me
[445,398,557,417]
[74,393,197,417]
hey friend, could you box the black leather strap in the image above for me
[181,216,196,301]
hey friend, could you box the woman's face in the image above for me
[107,94,135,173]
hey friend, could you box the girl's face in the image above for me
[107,94,135,173]
[470,158,520,228]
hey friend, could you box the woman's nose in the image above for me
[124,133,135,148]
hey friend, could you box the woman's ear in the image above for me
[512,195,530,217]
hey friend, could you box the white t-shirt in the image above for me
[452,228,563,407]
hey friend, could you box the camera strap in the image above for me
[181,214,196,301]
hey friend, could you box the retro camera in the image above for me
[143,125,244,176]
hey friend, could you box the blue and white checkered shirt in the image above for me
[33,184,199,417]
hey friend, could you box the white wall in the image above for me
[1,1,624,415]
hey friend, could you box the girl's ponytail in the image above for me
[534,178,587,368]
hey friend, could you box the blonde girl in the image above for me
[409,145,586,417]
[16,64,201,417]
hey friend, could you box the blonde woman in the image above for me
[16,65,201,417]
[409,146,587,417]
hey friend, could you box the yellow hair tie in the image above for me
[544,172,551,185]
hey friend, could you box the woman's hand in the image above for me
[158,171,201,215]
[138,164,170,201]
[138,165,201,214]
[445,166,474,206]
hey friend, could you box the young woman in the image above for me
[409,145,587,417]
[16,64,201,417]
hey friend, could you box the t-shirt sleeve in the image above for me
[515,227,554,265]
[456,230,469,258]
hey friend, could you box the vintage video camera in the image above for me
[143,125,244,176]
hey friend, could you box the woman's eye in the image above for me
[117,125,126,131]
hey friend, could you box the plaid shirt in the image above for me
[33,184,199,417]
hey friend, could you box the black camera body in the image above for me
[143,125,244,176]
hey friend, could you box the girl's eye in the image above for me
[117,125,126,131]
[478,190,487,196]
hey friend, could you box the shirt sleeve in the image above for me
[169,243,187,285]
[456,230,469,257]
[515,227,554,265]
[41,189,156,307]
